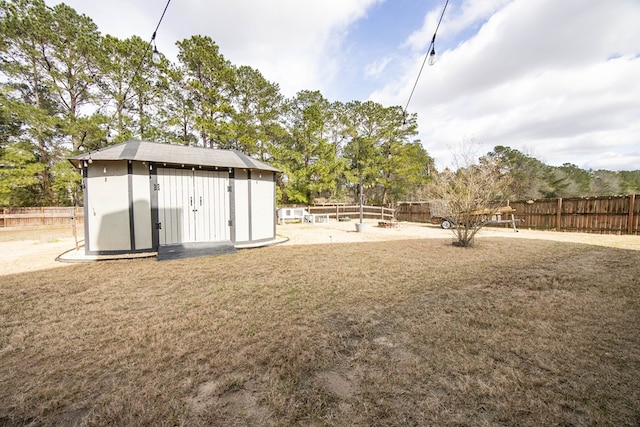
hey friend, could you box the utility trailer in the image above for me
[440,206,524,232]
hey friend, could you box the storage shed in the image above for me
[69,140,280,256]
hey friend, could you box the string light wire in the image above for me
[151,0,173,46]
[121,0,172,106]
[403,0,449,121]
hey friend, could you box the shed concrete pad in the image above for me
[157,241,237,261]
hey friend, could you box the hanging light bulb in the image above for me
[428,47,436,66]
[152,40,161,65]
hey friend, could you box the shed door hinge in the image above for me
[155,222,162,230]
[228,219,233,226]
[153,183,160,191]
[227,185,232,192]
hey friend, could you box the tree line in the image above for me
[1,1,638,209]
[0,0,432,208]
[485,146,640,200]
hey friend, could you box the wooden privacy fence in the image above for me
[0,207,84,228]
[396,195,640,235]
[509,195,639,235]
[395,201,436,224]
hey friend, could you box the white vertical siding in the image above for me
[158,168,181,245]
[195,170,229,241]
[157,168,229,245]
[212,171,230,240]
[180,169,194,241]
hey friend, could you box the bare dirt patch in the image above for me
[317,370,356,400]
[0,226,82,275]
[276,220,640,251]
[1,221,638,276]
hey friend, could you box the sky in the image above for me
[45,0,640,171]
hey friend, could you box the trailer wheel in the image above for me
[441,219,452,229]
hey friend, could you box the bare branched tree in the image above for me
[433,143,512,247]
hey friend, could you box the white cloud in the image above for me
[371,0,640,170]
[364,56,393,79]
[48,0,381,97]
[404,0,513,52]
[163,0,383,97]
[584,151,640,171]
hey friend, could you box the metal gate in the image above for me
[157,168,230,245]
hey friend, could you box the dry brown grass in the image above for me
[1,232,639,426]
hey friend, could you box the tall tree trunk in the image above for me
[138,92,144,138]
[117,97,125,137]
[31,56,54,204]
[182,120,188,144]
[381,171,391,205]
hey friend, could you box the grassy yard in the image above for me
[1,235,639,426]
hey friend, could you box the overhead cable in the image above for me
[403,0,449,121]
[121,0,173,109]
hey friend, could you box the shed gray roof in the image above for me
[69,140,280,172]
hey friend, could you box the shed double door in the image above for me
[157,168,230,245]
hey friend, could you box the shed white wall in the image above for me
[132,161,152,250]
[250,171,276,241]
[86,160,131,251]
[233,169,250,242]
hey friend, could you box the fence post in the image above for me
[72,208,79,251]
[556,198,563,231]
[629,194,636,234]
